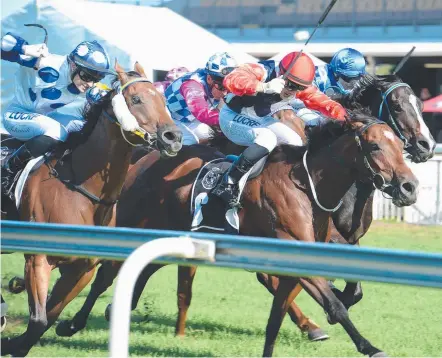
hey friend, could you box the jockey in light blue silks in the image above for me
[1,32,111,190]
[293,48,367,127]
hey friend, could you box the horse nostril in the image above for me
[162,130,177,143]
[417,140,431,152]
[401,182,415,195]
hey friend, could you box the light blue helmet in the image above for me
[69,40,111,79]
[205,52,238,78]
[330,48,366,78]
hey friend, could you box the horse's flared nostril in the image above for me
[417,140,431,152]
[400,181,415,196]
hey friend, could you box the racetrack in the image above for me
[2,222,441,357]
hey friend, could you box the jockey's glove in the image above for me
[22,43,49,58]
[256,77,285,95]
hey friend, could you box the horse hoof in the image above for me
[1,316,6,332]
[307,328,329,342]
[8,277,26,294]
[371,352,388,357]
[105,304,111,322]
[55,320,78,337]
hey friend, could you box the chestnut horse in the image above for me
[55,75,433,341]
[70,113,417,356]
[0,61,182,356]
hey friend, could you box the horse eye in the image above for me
[132,95,141,105]
[370,143,381,151]
[392,103,402,112]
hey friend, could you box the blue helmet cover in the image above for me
[330,48,366,78]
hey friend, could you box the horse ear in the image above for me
[134,61,147,78]
[114,59,128,84]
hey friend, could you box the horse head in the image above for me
[347,115,419,207]
[113,60,183,157]
[349,74,435,163]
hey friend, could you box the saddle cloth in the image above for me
[190,155,265,234]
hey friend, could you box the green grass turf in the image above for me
[1,222,441,357]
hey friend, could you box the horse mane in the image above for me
[341,73,403,109]
[270,108,377,164]
[62,71,143,151]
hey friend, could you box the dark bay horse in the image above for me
[55,74,434,341]
[1,61,182,356]
[67,113,417,356]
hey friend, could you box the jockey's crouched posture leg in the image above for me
[212,106,303,207]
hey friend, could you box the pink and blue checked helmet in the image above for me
[166,67,189,81]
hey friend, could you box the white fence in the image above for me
[373,155,442,225]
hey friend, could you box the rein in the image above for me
[378,82,411,149]
[57,77,155,206]
[303,120,392,212]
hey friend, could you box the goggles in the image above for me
[78,69,105,83]
[285,80,308,92]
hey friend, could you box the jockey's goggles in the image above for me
[78,69,105,83]
[285,80,308,92]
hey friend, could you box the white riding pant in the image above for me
[174,119,214,146]
[219,106,303,152]
[2,103,85,142]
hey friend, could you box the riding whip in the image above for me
[283,0,338,80]
[24,24,48,71]
[392,46,416,75]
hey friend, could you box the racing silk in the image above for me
[224,60,346,120]
[154,80,171,96]
[1,32,86,116]
[164,69,220,126]
[314,63,352,98]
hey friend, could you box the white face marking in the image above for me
[383,130,395,141]
[409,94,435,147]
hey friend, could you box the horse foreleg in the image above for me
[262,277,301,357]
[45,259,97,330]
[176,265,197,336]
[299,277,385,357]
[256,272,328,342]
[56,260,121,337]
[105,263,165,320]
[1,254,52,357]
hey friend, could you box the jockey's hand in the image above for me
[257,77,285,94]
[331,106,347,121]
[22,43,49,58]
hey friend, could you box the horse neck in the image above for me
[70,112,132,215]
[305,134,361,209]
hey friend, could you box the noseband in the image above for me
[378,82,411,149]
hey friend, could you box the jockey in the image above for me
[212,51,347,207]
[164,52,238,146]
[154,66,189,95]
[294,48,366,127]
[1,33,110,190]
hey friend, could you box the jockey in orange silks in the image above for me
[212,51,347,207]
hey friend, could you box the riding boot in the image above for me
[212,143,270,207]
[2,135,60,195]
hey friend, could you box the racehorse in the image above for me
[0,61,183,357]
[54,74,434,341]
[64,112,418,356]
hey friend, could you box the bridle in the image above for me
[377,82,412,149]
[103,78,157,148]
[354,121,394,193]
[303,120,394,212]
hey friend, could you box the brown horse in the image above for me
[42,75,435,342]
[0,61,182,356]
[68,113,417,356]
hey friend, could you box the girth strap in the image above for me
[59,179,118,206]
